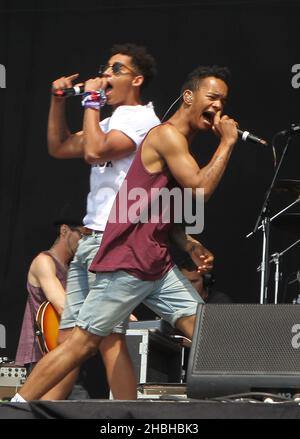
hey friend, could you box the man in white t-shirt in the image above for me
[42,43,160,400]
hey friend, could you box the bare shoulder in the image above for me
[146,123,188,152]
[30,253,56,277]
[150,123,182,141]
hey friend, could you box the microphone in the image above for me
[278,123,300,137]
[52,85,84,97]
[237,129,268,146]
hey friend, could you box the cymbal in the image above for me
[272,213,300,235]
[273,179,300,196]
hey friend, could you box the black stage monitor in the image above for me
[187,304,300,399]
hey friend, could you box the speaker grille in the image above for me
[193,304,300,375]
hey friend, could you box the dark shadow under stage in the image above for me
[1,399,300,419]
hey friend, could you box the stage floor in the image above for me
[1,398,300,420]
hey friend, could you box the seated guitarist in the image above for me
[14,213,135,399]
[15,219,83,374]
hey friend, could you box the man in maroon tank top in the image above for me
[15,65,238,401]
[15,220,83,370]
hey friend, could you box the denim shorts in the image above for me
[76,266,203,337]
[60,233,127,334]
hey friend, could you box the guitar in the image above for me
[36,301,60,354]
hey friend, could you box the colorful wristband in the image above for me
[81,89,107,110]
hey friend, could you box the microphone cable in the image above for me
[161,94,183,122]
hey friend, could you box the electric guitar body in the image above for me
[36,301,60,353]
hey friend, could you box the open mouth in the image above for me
[202,111,215,126]
[105,84,113,95]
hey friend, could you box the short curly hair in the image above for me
[180,65,231,95]
[110,43,157,89]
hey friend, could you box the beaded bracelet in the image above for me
[81,89,107,110]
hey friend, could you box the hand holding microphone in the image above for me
[51,73,83,97]
[212,111,239,146]
[52,74,108,98]
[213,112,268,146]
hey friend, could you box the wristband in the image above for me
[81,89,107,110]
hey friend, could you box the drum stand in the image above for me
[250,197,300,302]
[247,133,293,304]
[269,237,300,304]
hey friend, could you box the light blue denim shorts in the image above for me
[76,265,203,337]
[60,233,127,334]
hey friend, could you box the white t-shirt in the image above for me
[83,102,160,231]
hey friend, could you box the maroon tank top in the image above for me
[14,251,67,366]
[90,129,178,280]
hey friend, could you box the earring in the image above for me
[185,93,193,104]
